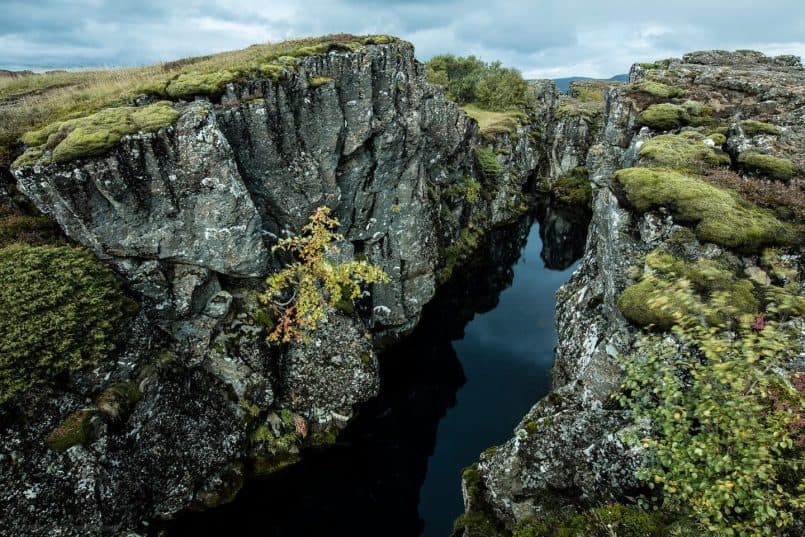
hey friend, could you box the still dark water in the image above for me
[169,206,587,537]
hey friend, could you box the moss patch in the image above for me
[741,120,781,137]
[14,102,180,166]
[0,244,136,405]
[165,70,236,98]
[615,167,793,251]
[551,168,592,207]
[309,76,333,88]
[636,103,690,131]
[737,151,798,181]
[473,146,502,181]
[619,249,761,328]
[638,132,730,172]
[45,409,96,451]
[630,81,687,99]
[440,226,485,283]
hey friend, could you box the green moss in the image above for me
[636,103,690,131]
[551,168,592,207]
[631,81,687,99]
[524,420,538,434]
[95,381,141,420]
[512,508,587,537]
[740,120,781,137]
[14,102,180,167]
[620,250,761,328]
[615,167,792,251]
[359,353,372,364]
[590,504,667,537]
[364,35,393,45]
[638,132,730,172]
[760,248,798,283]
[45,409,96,451]
[473,146,502,181]
[555,97,603,123]
[618,275,686,329]
[440,226,485,282]
[705,132,726,145]
[309,76,333,88]
[0,244,137,406]
[737,151,798,181]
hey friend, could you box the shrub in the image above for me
[258,207,388,343]
[617,279,804,536]
[638,132,731,172]
[551,168,592,207]
[425,54,529,111]
[703,168,805,222]
[0,244,136,405]
[614,167,793,251]
[461,104,523,140]
[738,151,798,182]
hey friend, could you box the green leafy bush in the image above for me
[617,279,804,536]
[474,146,502,181]
[425,54,528,111]
[259,207,388,344]
[0,244,136,405]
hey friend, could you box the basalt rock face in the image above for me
[459,50,804,535]
[3,42,545,536]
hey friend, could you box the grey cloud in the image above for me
[0,0,802,77]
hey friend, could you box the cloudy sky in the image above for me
[2,0,804,78]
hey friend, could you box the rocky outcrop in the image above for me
[458,50,804,535]
[2,41,547,536]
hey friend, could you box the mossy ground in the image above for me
[550,167,592,207]
[630,80,687,100]
[737,150,798,181]
[1,34,398,165]
[0,244,137,406]
[14,101,180,166]
[637,103,691,131]
[618,249,761,328]
[45,409,96,451]
[615,167,793,251]
[638,132,730,172]
[740,120,781,137]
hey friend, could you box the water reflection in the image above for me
[167,208,589,537]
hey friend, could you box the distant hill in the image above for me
[552,74,629,92]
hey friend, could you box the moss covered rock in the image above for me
[45,409,97,451]
[636,103,690,131]
[0,244,137,405]
[15,102,180,166]
[638,132,730,172]
[615,167,792,251]
[630,80,687,99]
[737,151,798,181]
[740,120,781,137]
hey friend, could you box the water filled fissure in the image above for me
[169,206,588,537]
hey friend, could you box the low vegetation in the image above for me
[741,120,782,137]
[630,80,687,100]
[638,132,731,173]
[474,146,503,181]
[14,101,180,166]
[425,54,529,111]
[550,168,593,208]
[461,104,526,140]
[636,103,692,131]
[258,207,388,344]
[615,167,793,251]
[0,244,136,406]
[703,168,805,222]
[617,278,804,536]
[737,151,798,182]
[0,34,395,165]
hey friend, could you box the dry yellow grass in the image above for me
[0,34,396,166]
[461,104,526,140]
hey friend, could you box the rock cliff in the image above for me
[1,37,546,536]
[457,50,804,536]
